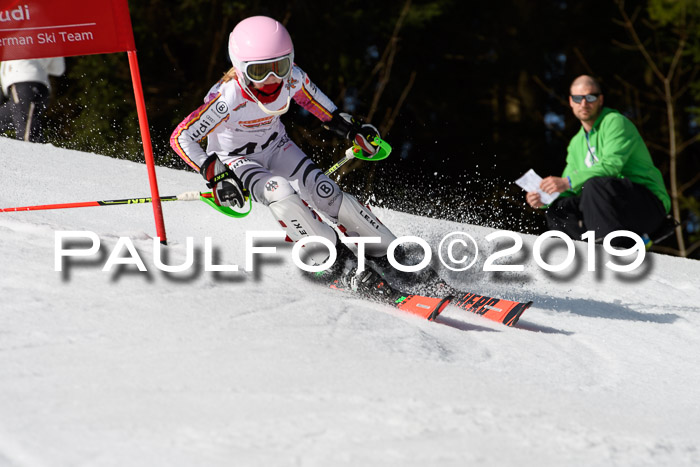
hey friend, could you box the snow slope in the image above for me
[1,138,699,467]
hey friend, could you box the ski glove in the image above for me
[326,111,381,156]
[200,155,246,208]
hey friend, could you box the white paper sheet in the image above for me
[515,169,560,205]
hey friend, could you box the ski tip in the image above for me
[427,295,453,321]
[504,301,533,327]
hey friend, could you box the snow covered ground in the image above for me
[1,138,699,467]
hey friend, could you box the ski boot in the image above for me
[307,242,395,300]
[309,241,358,285]
[367,246,456,298]
[335,264,394,300]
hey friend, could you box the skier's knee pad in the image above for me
[269,193,338,265]
[261,176,296,205]
[308,177,342,221]
[337,193,396,257]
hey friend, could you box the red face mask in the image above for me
[256,82,283,95]
[248,81,283,104]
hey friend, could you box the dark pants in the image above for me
[545,177,666,246]
[0,82,50,143]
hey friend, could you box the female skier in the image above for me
[170,15,398,294]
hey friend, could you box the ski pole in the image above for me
[325,137,392,176]
[0,191,200,212]
[324,146,360,176]
[0,191,253,218]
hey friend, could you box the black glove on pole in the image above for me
[200,155,246,208]
[325,111,381,156]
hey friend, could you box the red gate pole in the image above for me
[127,49,167,244]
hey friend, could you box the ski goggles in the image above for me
[570,93,601,104]
[241,54,293,83]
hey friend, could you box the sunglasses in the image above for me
[241,54,293,83]
[571,93,601,104]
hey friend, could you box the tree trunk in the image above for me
[664,80,686,256]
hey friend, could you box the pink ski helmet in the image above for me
[229,16,294,84]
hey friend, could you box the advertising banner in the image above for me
[0,0,135,60]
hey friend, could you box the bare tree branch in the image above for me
[614,0,691,256]
[646,141,671,154]
[358,0,411,101]
[532,75,568,107]
[688,240,700,257]
[383,70,417,134]
[666,36,687,83]
[336,0,412,182]
[615,0,666,82]
[677,132,700,154]
[611,39,641,51]
[679,169,700,194]
[572,47,595,75]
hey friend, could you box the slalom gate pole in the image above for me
[127,50,167,243]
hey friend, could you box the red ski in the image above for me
[450,291,532,326]
[329,281,452,321]
[319,255,531,326]
[392,293,453,321]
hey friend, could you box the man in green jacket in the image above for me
[527,75,670,246]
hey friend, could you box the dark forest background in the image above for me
[26,0,700,257]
